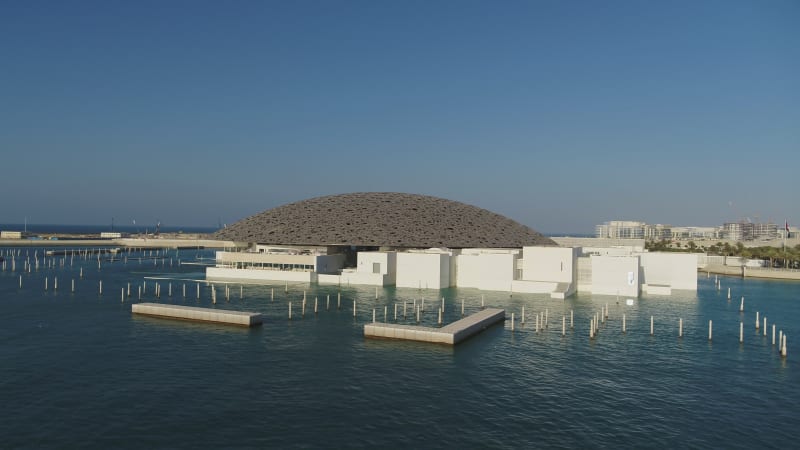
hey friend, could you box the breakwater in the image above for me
[132,303,263,326]
[364,308,505,344]
[702,264,800,280]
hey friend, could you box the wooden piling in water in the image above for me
[739,322,743,343]
[708,320,713,341]
[782,335,787,358]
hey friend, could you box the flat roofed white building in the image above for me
[589,255,640,297]
[207,250,346,283]
[396,250,452,289]
[640,252,698,293]
[455,249,519,292]
[323,251,397,286]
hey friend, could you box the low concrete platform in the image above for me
[364,308,505,345]
[132,303,263,327]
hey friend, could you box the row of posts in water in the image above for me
[1,247,183,272]
[9,258,788,358]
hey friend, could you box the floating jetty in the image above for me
[132,303,263,327]
[364,308,505,345]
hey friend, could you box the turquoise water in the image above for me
[1,247,798,448]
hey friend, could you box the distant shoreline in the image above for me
[0,234,236,249]
[701,264,800,281]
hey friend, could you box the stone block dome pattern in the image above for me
[215,192,555,248]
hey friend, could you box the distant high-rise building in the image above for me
[595,221,645,239]
[753,222,777,240]
[669,226,721,240]
[644,224,672,240]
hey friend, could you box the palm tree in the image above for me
[723,242,733,256]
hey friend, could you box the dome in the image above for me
[215,192,555,248]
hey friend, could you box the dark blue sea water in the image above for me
[0,246,798,449]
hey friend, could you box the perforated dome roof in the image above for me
[215,192,554,248]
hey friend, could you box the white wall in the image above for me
[354,251,397,284]
[522,246,576,283]
[357,252,396,275]
[396,252,450,289]
[640,252,697,290]
[454,252,516,292]
[318,272,389,286]
[207,267,315,283]
[315,254,346,274]
[510,280,559,294]
[216,251,315,265]
[589,255,640,297]
[454,253,482,289]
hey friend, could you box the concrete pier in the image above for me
[363,308,505,345]
[132,303,262,327]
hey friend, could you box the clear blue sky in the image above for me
[1,0,797,234]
